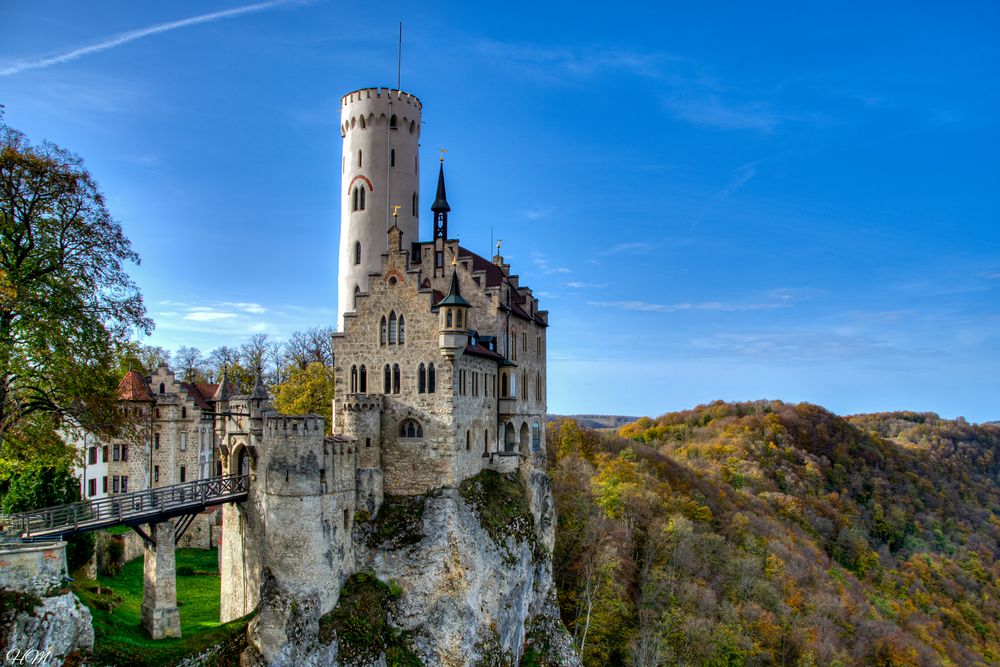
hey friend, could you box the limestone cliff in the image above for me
[240,470,578,666]
[0,590,94,666]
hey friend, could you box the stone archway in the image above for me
[504,422,516,453]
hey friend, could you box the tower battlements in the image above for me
[341,87,422,109]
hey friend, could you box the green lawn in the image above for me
[72,548,250,666]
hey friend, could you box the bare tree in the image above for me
[241,334,269,375]
[286,326,334,369]
[207,345,239,381]
[174,345,205,383]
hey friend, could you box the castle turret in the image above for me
[337,87,422,328]
[438,263,470,359]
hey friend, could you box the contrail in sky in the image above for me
[0,0,306,76]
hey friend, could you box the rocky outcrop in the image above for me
[240,470,579,666]
[0,590,94,667]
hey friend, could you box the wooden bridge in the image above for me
[0,473,249,542]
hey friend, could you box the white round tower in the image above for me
[337,87,422,328]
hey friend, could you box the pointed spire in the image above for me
[213,370,236,402]
[249,372,268,401]
[432,160,450,214]
[438,261,470,307]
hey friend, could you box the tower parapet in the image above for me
[337,87,422,328]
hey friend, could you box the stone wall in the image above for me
[0,541,65,597]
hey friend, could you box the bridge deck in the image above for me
[0,474,248,540]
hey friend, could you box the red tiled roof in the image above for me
[117,370,154,402]
[458,246,504,287]
[465,342,504,361]
[181,383,217,411]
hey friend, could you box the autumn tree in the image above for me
[0,123,151,448]
[273,362,335,428]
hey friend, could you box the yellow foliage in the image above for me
[272,362,335,427]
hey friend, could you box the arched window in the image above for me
[418,363,426,393]
[399,418,422,438]
[428,363,436,393]
[380,316,387,345]
[446,309,453,328]
[398,315,405,344]
[412,192,418,216]
[388,311,397,344]
[360,186,366,210]
[390,114,398,129]
[383,365,391,394]
[456,309,463,328]
[390,149,396,167]
[353,285,360,309]
[532,421,541,451]
[510,372,517,399]
[359,365,367,393]
[354,241,361,265]
[392,364,400,394]
[350,365,358,393]
[358,149,363,167]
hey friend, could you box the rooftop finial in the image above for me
[438,147,447,163]
[392,204,401,218]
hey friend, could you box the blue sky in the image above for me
[2,1,998,421]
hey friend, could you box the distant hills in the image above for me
[546,414,637,430]
[547,401,1000,665]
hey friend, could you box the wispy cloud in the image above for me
[663,95,784,132]
[532,252,571,275]
[523,206,555,221]
[691,331,896,361]
[601,242,653,256]
[185,310,239,322]
[476,40,668,79]
[588,299,791,313]
[0,0,308,76]
[565,281,607,289]
[223,301,268,314]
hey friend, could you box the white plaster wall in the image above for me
[337,87,422,328]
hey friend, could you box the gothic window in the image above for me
[383,365,391,394]
[436,251,443,268]
[398,315,405,344]
[390,149,396,167]
[354,241,361,265]
[428,363,436,393]
[388,311,397,344]
[350,366,358,393]
[353,285,361,309]
[390,114,398,129]
[456,309,463,328]
[360,186,365,210]
[418,363,426,394]
[399,418,422,438]
[392,364,400,394]
[359,365,367,393]
[359,115,366,129]
[533,421,541,451]
[380,316,387,345]
[446,309,453,328]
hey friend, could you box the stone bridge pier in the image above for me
[140,521,181,639]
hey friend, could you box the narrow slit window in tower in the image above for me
[380,316,387,345]
[398,315,405,343]
[383,365,391,393]
[354,241,361,265]
[358,149,362,167]
[390,149,395,167]
[418,363,426,393]
[359,365,367,393]
[428,363,436,393]
[392,364,400,394]
[412,192,418,217]
[353,285,360,309]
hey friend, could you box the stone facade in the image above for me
[0,541,66,597]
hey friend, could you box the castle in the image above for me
[212,87,552,645]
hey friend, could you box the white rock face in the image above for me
[1,591,94,667]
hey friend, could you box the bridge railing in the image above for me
[1,473,249,538]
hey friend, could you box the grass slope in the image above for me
[73,547,249,666]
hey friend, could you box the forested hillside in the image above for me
[547,401,1000,666]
